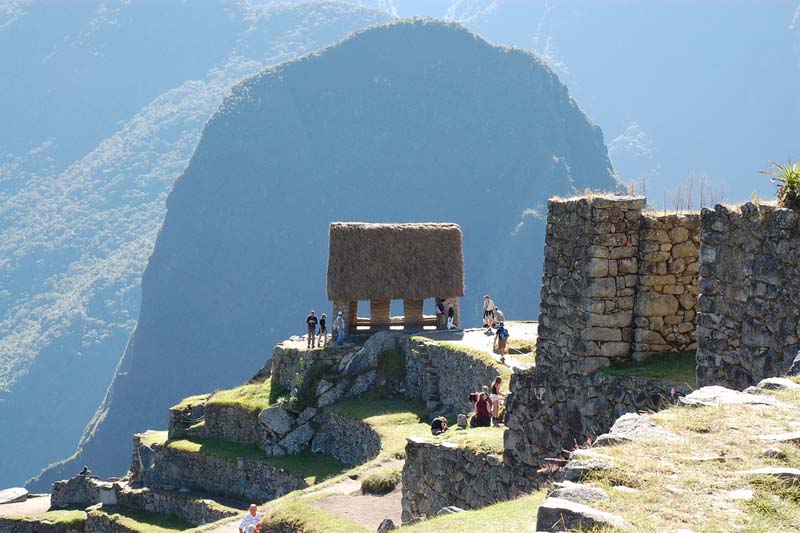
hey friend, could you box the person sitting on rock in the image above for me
[239,504,262,533]
[430,416,448,436]
[78,465,92,476]
[473,391,492,427]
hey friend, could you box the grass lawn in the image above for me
[90,507,194,532]
[9,509,87,528]
[330,393,430,459]
[398,489,548,532]
[263,496,370,533]
[170,393,210,412]
[577,377,800,532]
[432,426,505,455]
[206,379,287,414]
[602,349,696,387]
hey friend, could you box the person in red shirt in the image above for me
[474,391,492,427]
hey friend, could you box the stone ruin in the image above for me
[326,222,464,333]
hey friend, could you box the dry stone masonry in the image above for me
[697,203,800,388]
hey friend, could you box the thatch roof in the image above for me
[327,223,464,301]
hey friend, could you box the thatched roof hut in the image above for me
[327,222,464,301]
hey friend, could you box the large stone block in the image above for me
[581,327,622,342]
[635,293,679,317]
[587,278,617,298]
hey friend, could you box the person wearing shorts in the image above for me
[483,295,496,328]
[490,376,504,425]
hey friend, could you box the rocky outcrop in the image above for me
[401,437,544,523]
[697,203,800,389]
[50,475,119,509]
[593,412,681,447]
[311,412,381,465]
[678,385,795,410]
[536,497,632,532]
[116,486,238,526]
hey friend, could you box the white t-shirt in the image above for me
[239,512,262,531]
[483,298,495,312]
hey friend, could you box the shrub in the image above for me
[361,468,402,495]
[760,160,800,209]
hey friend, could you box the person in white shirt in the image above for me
[482,295,496,329]
[239,504,261,533]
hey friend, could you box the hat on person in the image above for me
[338,311,343,315]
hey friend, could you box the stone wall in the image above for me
[136,443,307,502]
[116,486,238,526]
[201,403,260,445]
[634,214,700,360]
[269,342,359,391]
[697,203,800,389]
[404,338,503,413]
[51,475,118,509]
[0,517,80,533]
[504,369,688,467]
[401,437,545,522]
[310,411,381,465]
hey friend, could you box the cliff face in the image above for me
[35,19,615,486]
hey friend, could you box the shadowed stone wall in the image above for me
[697,203,800,389]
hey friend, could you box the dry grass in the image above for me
[326,222,464,301]
[583,380,800,532]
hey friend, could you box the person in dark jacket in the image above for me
[306,311,318,348]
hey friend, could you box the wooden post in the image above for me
[370,298,391,330]
[403,298,424,331]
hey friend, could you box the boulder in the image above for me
[535,497,632,532]
[739,467,800,483]
[753,377,800,391]
[594,412,681,447]
[342,331,401,376]
[278,423,315,454]
[758,432,800,445]
[563,459,611,482]
[297,407,318,426]
[377,518,396,532]
[436,506,464,515]
[318,379,349,407]
[349,370,377,397]
[0,487,28,504]
[678,386,795,410]
[549,481,608,505]
[258,405,295,438]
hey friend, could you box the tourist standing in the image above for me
[494,322,509,363]
[446,304,455,330]
[336,311,346,345]
[318,313,328,347]
[239,504,261,533]
[436,299,446,330]
[306,310,318,348]
[483,295,496,329]
[474,392,492,427]
[490,376,504,426]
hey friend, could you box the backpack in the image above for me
[499,327,509,340]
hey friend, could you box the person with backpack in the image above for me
[494,322,509,363]
[446,304,455,330]
[306,310,318,349]
[430,416,448,436]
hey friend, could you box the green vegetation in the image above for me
[506,338,535,354]
[167,438,266,462]
[330,393,429,458]
[377,346,406,383]
[361,467,402,495]
[292,358,329,410]
[10,509,87,528]
[171,393,211,412]
[90,507,194,532]
[139,429,168,447]
[434,426,505,455]
[760,160,800,209]
[265,451,350,484]
[206,380,284,415]
[578,379,800,532]
[398,490,548,532]
[603,349,696,387]
[263,497,370,533]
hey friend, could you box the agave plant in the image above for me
[760,160,800,209]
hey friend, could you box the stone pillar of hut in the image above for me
[332,300,358,335]
[403,298,425,330]
[370,298,391,330]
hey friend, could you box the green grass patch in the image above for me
[10,509,87,528]
[434,426,505,455]
[603,349,696,387]
[398,489,548,532]
[361,467,402,495]
[167,437,267,462]
[90,507,194,532]
[329,393,429,458]
[207,380,284,415]
[171,393,211,412]
[139,429,168,447]
[263,496,370,533]
[507,338,536,353]
[265,451,350,485]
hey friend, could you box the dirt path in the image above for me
[311,488,402,530]
[0,494,51,517]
